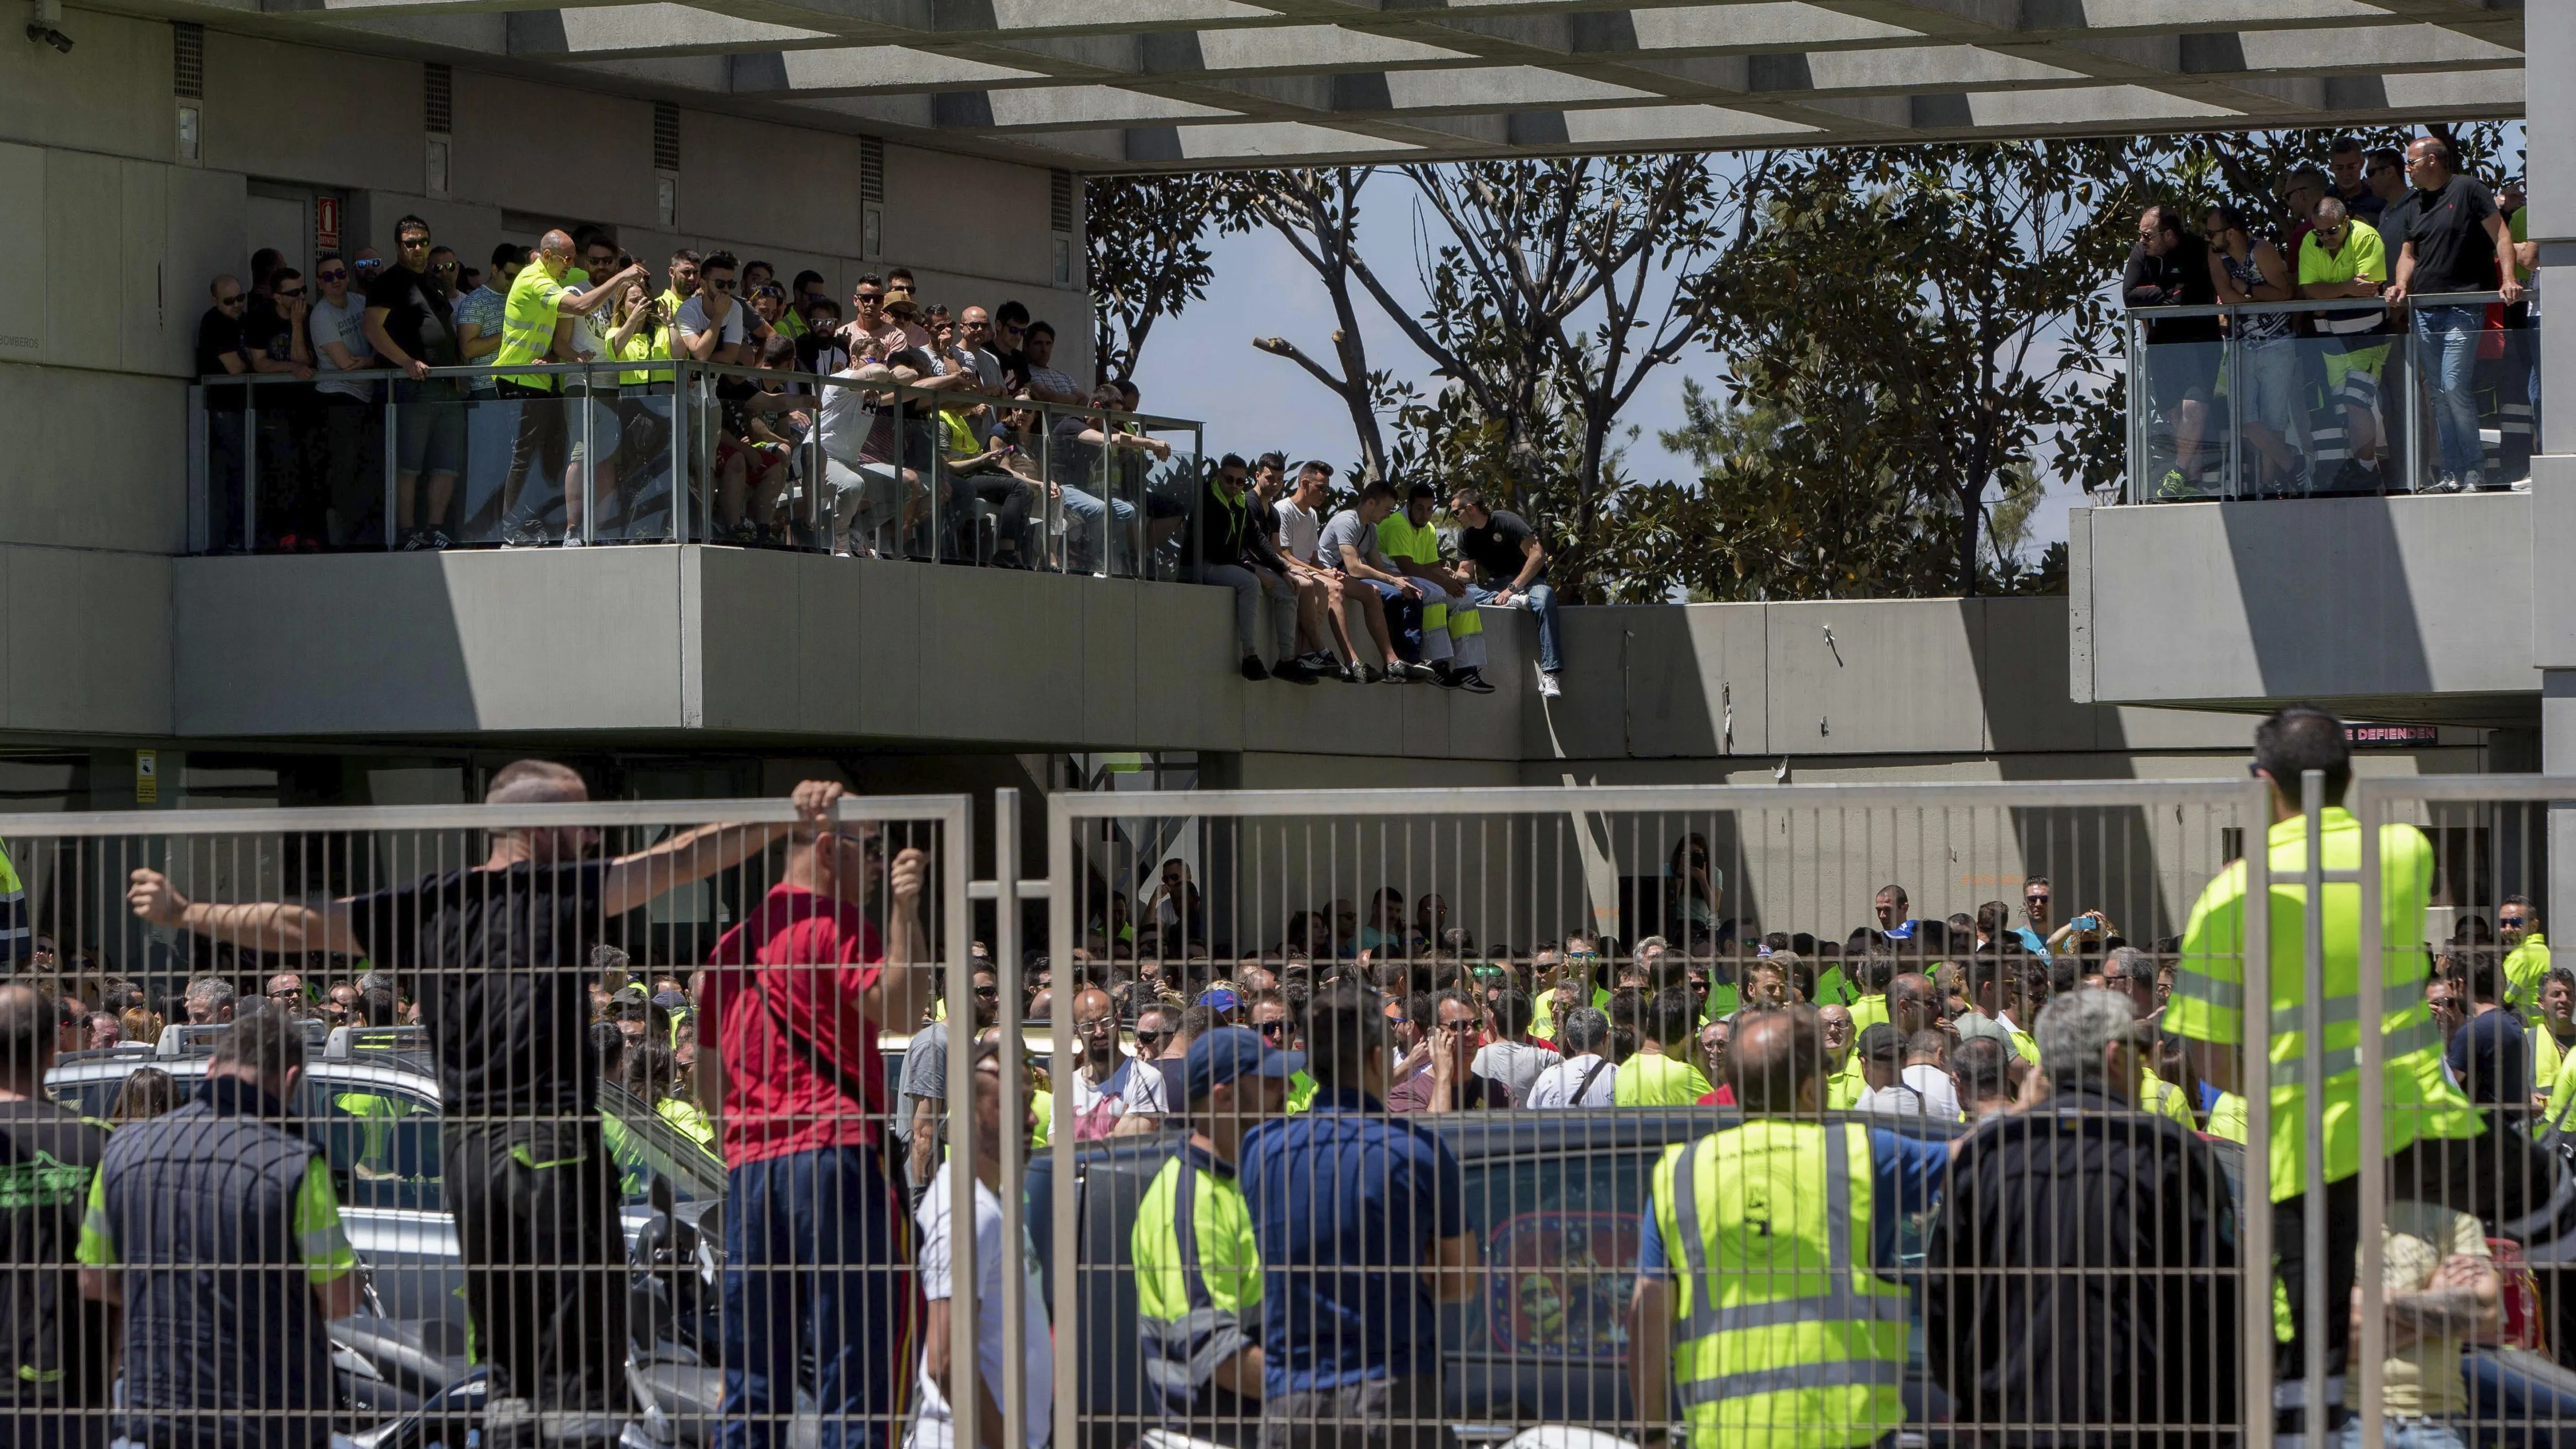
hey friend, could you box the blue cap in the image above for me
[1181,1026,1304,1105]
[1197,986,1242,1014]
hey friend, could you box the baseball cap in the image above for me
[650,990,689,1013]
[1181,1026,1305,1105]
[1197,986,1242,1014]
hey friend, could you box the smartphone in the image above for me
[2073,913,2102,932]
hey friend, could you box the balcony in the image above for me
[190,362,1204,572]
[2119,291,2536,501]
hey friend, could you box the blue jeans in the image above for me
[1467,579,1563,673]
[718,1145,918,1449]
[1058,487,1136,574]
[2413,305,2484,480]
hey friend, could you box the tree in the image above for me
[1084,173,1245,384]
[1694,142,2143,596]
[1234,168,1403,485]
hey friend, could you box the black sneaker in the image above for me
[1241,656,1270,682]
[1332,663,1359,684]
[1454,668,1497,695]
[1273,658,1312,684]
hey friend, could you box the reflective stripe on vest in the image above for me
[1669,1127,1907,1339]
[1658,1121,1908,1449]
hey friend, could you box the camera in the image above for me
[25,21,71,51]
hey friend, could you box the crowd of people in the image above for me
[191,223,1577,698]
[7,710,2571,1449]
[192,221,1140,562]
[2126,134,2539,499]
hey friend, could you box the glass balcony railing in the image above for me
[189,360,1205,579]
[2123,289,2538,502]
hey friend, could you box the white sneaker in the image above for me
[562,535,586,548]
[2463,469,2486,492]
[1538,670,1563,700]
[2427,473,2461,495]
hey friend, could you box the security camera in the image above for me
[24,20,71,50]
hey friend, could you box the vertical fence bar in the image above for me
[2245,773,2277,1449]
[1046,792,1080,1449]
[2355,779,2387,1449]
[2300,769,2328,1449]
[2226,321,2245,501]
[671,363,692,545]
[947,797,981,1449]
[383,384,400,550]
[244,385,260,552]
[994,788,1027,1449]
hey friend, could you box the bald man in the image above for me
[1888,973,1941,1038]
[1629,1005,1955,1449]
[1066,986,1134,1138]
[492,229,646,546]
[128,759,848,1436]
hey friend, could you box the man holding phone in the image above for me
[1388,991,1508,1112]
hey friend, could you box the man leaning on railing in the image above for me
[124,761,851,1445]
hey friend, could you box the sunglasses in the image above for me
[400,236,431,249]
[275,286,304,298]
[1256,1020,1286,1039]
[216,295,245,307]
[1135,1029,1170,1045]
[318,270,348,282]
[972,984,999,999]
[708,278,736,291]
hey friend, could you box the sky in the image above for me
[1129,172,2089,562]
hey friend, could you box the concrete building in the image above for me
[0,0,2558,925]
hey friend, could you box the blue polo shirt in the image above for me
[1634,1126,1950,1278]
[1239,1085,1465,1393]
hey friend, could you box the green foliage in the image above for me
[1084,173,1248,384]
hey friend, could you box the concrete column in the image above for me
[2533,0,2576,926]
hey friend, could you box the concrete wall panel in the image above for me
[0,145,45,365]
[45,148,123,373]
[853,559,922,738]
[2083,495,2537,709]
[0,364,188,553]
[1134,579,1238,751]
[1079,580,1139,745]
[204,33,424,195]
[1766,599,1988,755]
[0,10,164,161]
[0,545,173,737]
[449,72,658,228]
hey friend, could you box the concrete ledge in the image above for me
[2075,493,2538,726]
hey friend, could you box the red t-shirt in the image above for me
[700,884,885,1165]
[1695,1085,1737,1107]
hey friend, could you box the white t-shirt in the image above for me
[1120,1056,1179,1115]
[1858,1065,1962,1122]
[910,1163,1053,1449]
[1472,1040,1561,1103]
[676,294,748,351]
[1522,1053,1618,1109]
[1064,1061,1128,1131]
[309,295,376,401]
[1277,498,1323,564]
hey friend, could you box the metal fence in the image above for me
[0,791,974,1449]
[11,777,2576,1449]
[2124,291,2536,502]
[190,361,1204,577]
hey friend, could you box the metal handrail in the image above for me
[194,357,1205,433]
[2126,288,2511,320]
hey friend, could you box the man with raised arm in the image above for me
[125,760,849,1446]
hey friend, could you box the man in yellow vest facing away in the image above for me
[2164,705,2482,1442]
[1627,1005,1952,1449]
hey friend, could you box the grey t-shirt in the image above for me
[899,1018,951,1119]
[1317,509,1386,572]
[1472,1039,1562,1103]
[309,295,377,401]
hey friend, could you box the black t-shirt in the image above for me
[345,860,610,1123]
[1457,509,1545,583]
[364,265,463,369]
[2389,175,2501,295]
[2445,1005,2528,1106]
[196,307,249,412]
[2122,234,2222,345]
[0,1098,110,1411]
